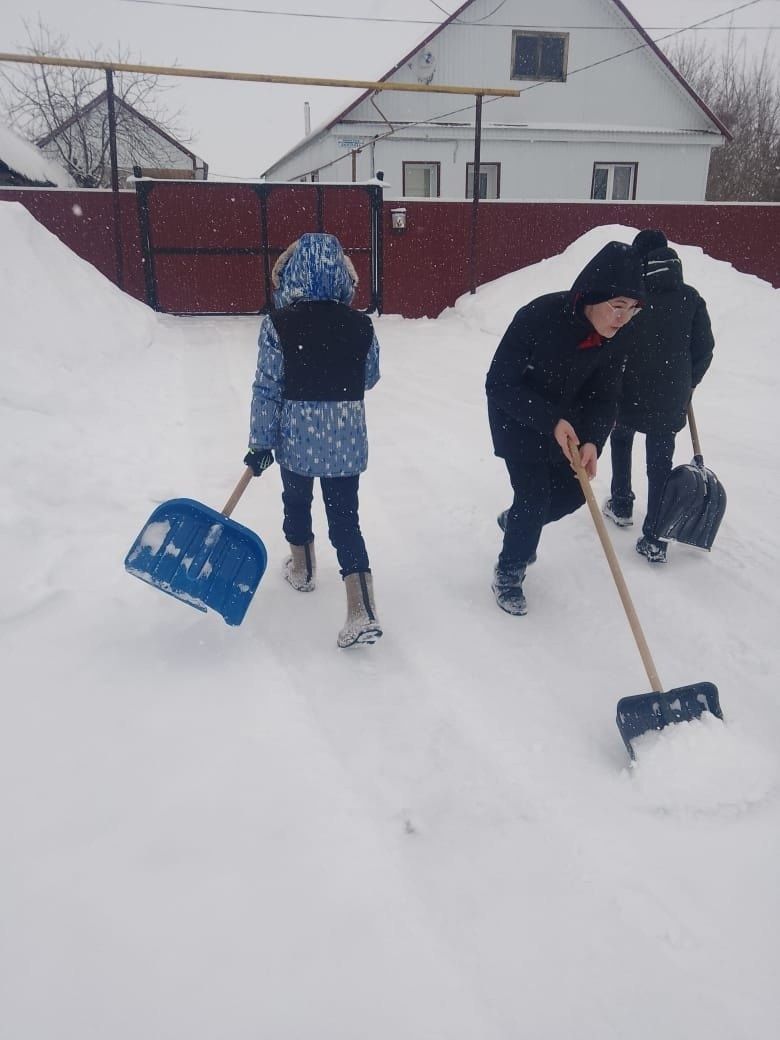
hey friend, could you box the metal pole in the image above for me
[105,68,124,288]
[0,52,521,97]
[351,150,357,182]
[469,94,483,296]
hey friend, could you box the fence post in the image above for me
[105,68,124,289]
[469,94,483,295]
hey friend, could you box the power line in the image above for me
[119,0,778,30]
[284,0,761,180]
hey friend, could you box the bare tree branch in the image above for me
[0,17,194,187]
[666,29,780,202]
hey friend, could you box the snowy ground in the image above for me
[2,202,779,1039]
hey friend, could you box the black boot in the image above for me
[603,497,634,528]
[491,561,528,616]
[636,535,667,564]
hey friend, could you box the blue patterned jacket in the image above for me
[249,234,380,477]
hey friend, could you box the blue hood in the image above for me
[272,233,357,307]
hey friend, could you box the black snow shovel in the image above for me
[570,442,723,759]
[125,468,267,626]
[653,403,726,551]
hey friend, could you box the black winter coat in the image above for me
[486,292,629,459]
[617,248,714,433]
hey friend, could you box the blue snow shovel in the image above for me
[570,443,723,759]
[125,469,267,626]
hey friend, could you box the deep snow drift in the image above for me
[1,202,779,1039]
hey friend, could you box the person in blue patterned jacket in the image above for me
[244,233,382,648]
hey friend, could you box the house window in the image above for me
[403,161,440,197]
[466,162,501,199]
[591,162,638,200]
[511,31,568,82]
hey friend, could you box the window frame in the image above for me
[590,162,639,201]
[402,160,441,198]
[510,30,569,83]
[465,161,501,200]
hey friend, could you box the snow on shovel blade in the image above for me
[125,498,267,626]
[654,458,727,551]
[616,682,723,759]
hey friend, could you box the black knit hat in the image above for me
[632,229,668,257]
[570,241,645,305]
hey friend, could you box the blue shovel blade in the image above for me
[124,498,267,626]
[616,682,723,759]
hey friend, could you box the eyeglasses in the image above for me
[605,301,642,320]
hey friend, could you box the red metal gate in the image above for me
[135,180,383,314]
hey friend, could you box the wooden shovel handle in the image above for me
[221,467,255,517]
[569,442,663,693]
[687,402,702,459]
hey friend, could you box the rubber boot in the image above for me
[337,571,383,648]
[284,540,316,591]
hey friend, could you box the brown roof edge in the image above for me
[320,0,477,134]
[610,0,732,141]
[262,0,477,174]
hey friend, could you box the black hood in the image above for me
[642,246,684,294]
[570,241,645,306]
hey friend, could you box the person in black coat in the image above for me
[486,240,645,615]
[603,230,714,564]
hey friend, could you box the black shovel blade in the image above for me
[653,458,726,551]
[616,682,723,758]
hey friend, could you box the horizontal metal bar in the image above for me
[152,245,373,256]
[0,52,522,97]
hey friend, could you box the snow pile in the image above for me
[1,202,157,411]
[2,212,780,1039]
[452,223,779,356]
[628,712,778,815]
[0,122,76,187]
[1,201,161,624]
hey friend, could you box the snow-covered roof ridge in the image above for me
[0,122,76,187]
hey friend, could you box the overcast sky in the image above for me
[1,0,777,177]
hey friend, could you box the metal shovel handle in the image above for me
[221,467,255,517]
[569,441,664,694]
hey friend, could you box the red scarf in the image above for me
[578,330,604,350]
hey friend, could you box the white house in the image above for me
[37,92,208,188]
[261,0,727,202]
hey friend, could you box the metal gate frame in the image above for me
[135,179,384,315]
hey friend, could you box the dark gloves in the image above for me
[244,448,274,475]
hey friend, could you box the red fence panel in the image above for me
[2,187,776,321]
[134,181,381,314]
[0,188,145,302]
[382,200,780,318]
[138,181,265,313]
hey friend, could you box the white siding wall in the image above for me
[264,0,721,200]
[371,137,711,201]
[359,0,713,131]
[271,131,712,202]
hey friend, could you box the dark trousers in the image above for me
[280,468,369,578]
[609,424,676,538]
[499,438,585,568]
